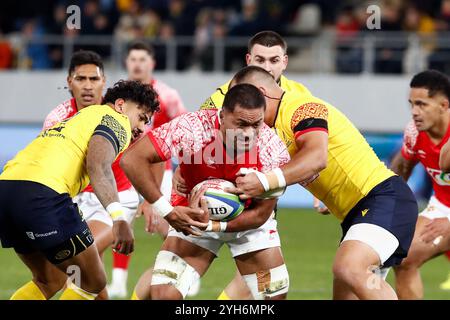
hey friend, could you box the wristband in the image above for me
[238,167,286,192]
[265,168,287,190]
[152,196,174,218]
[205,220,227,232]
[106,202,126,222]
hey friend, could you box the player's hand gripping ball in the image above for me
[191,179,245,221]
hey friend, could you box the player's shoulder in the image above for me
[80,105,129,125]
[280,75,312,96]
[281,92,329,124]
[200,81,229,110]
[257,123,285,149]
[168,109,218,128]
[52,98,77,118]
[257,124,290,167]
[403,119,420,147]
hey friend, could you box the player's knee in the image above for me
[150,284,182,300]
[31,269,67,297]
[150,250,200,299]
[332,261,364,286]
[241,264,289,300]
[81,269,107,294]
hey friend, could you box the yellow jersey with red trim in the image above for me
[276,91,395,221]
[0,105,131,197]
[200,75,312,109]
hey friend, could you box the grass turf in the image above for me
[0,208,449,299]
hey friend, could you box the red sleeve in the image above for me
[401,120,419,161]
[146,130,169,161]
[146,113,199,163]
[258,125,291,172]
[42,99,77,130]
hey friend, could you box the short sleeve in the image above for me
[43,99,76,130]
[290,102,329,138]
[146,113,201,161]
[401,120,419,161]
[93,114,129,155]
[258,125,291,172]
[200,82,228,110]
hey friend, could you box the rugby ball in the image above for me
[191,179,244,221]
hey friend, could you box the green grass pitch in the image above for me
[0,208,449,299]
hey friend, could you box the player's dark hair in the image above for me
[410,70,450,100]
[231,65,275,86]
[103,80,160,113]
[248,31,287,54]
[223,83,266,113]
[127,41,155,58]
[68,50,104,75]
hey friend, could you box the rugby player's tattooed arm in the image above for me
[86,135,120,206]
[440,139,450,172]
[390,149,417,181]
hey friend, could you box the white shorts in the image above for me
[341,223,399,265]
[73,188,139,227]
[419,196,450,220]
[167,214,280,258]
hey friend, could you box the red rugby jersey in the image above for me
[401,119,450,207]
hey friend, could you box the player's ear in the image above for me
[114,98,125,113]
[258,86,267,97]
[245,53,252,65]
[218,109,225,124]
[283,54,288,70]
[442,98,450,112]
[67,75,72,87]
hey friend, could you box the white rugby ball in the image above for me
[191,179,244,221]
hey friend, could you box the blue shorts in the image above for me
[0,180,93,264]
[341,176,418,267]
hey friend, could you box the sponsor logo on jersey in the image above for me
[426,167,450,186]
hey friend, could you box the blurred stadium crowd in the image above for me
[0,0,450,73]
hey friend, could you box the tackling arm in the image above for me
[86,135,120,206]
[281,130,328,185]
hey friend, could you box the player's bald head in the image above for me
[229,66,277,90]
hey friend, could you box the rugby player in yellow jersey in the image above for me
[0,80,165,300]
[227,66,418,300]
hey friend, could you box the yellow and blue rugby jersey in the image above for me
[275,91,395,221]
[200,75,312,110]
[0,105,131,197]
